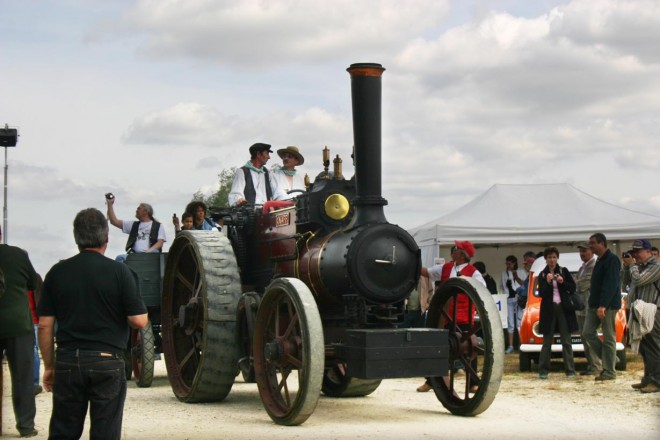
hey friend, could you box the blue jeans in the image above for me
[583,307,617,378]
[49,349,127,440]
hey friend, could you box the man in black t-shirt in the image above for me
[37,208,147,439]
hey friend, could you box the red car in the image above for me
[518,252,627,371]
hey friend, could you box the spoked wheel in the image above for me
[161,231,241,402]
[237,292,260,383]
[253,278,324,426]
[426,277,504,416]
[131,320,155,387]
[321,363,381,397]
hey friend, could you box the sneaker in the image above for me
[566,372,576,377]
[539,372,548,380]
[505,346,514,354]
[580,369,598,376]
[34,385,43,395]
[631,382,646,390]
[595,373,616,381]
[416,382,432,392]
[19,429,38,438]
[640,383,660,394]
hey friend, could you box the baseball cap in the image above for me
[627,239,652,253]
[576,241,590,249]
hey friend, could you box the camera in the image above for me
[105,193,115,200]
[622,252,631,259]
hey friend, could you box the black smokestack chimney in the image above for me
[346,62,387,226]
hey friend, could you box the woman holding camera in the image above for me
[537,246,578,379]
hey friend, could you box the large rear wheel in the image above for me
[161,231,241,402]
[426,277,504,416]
[254,278,324,426]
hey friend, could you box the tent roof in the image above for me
[410,183,660,246]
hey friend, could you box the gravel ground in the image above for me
[2,351,659,439]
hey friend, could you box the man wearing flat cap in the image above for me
[270,146,306,200]
[228,143,286,207]
[621,238,660,393]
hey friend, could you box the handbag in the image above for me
[562,287,585,312]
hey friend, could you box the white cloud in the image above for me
[112,0,451,67]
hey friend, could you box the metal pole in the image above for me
[3,146,7,243]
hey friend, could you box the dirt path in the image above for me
[3,353,659,439]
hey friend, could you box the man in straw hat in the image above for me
[270,146,306,199]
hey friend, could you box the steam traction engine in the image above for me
[160,63,504,425]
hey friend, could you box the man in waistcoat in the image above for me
[106,196,166,262]
[228,143,286,207]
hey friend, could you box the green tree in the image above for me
[192,167,236,208]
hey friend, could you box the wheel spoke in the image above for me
[282,312,299,340]
[284,353,303,369]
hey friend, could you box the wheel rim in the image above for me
[427,277,504,416]
[254,278,324,426]
[131,321,155,387]
[161,231,241,402]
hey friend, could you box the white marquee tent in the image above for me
[410,183,660,267]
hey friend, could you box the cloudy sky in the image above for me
[2,0,659,276]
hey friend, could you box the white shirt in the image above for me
[500,268,528,294]
[228,167,286,206]
[270,165,306,200]
[121,220,166,253]
[427,262,487,287]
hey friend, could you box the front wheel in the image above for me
[253,278,324,426]
[131,321,155,387]
[426,277,504,416]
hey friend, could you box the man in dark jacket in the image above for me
[584,232,621,381]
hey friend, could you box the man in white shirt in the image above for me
[270,146,306,199]
[106,196,166,262]
[229,143,286,207]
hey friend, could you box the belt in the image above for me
[57,348,124,360]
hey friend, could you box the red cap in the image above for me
[454,240,475,258]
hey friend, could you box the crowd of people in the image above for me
[1,142,659,438]
[403,233,660,393]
